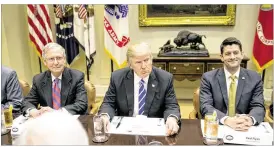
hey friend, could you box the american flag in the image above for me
[78,4,87,19]
[27,4,53,57]
[55,4,63,18]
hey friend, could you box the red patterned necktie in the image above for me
[52,78,61,109]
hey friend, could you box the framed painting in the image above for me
[139,5,236,26]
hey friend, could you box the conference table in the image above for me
[1,115,205,145]
[1,115,272,145]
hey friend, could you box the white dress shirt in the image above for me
[220,67,256,125]
[51,74,62,90]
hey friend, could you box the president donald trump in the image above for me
[98,42,181,136]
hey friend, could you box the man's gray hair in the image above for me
[42,43,66,60]
[126,42,153,64]
[14,111,89,145]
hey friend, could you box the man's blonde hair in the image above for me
[126,42,153,64]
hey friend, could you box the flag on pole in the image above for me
[104,5,130,68]
[27,4,53,57]
[54,4,79,65]
[252,4,273,72]
[73,4,96,69]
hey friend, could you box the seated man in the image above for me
[200,37,265,131]
[14,111,89,145]
[1,65,23,115]
[22,43,87,117]
[98,42,181,136]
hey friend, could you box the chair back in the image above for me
[84,81,98,115]
[193,87,202,119]
[18,79,31,97]
[264,104,273,123]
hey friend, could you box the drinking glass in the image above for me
[148,140,163,145]
[205,118,219,145]
[92,115,108,143]
[3,105,13,128]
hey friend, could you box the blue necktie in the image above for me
[138,79,146,115]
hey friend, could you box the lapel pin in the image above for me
[152,84,155,87]
[242,77,245,80]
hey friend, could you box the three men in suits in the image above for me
[1,66,23,114]
[98,42,181,136]
[200,37,265,131]
[22,43,87,117]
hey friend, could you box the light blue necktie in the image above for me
[138,79,146,115]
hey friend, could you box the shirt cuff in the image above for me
[250,116,257,125]
[100,113,110,120]
[220,116,229,125]
[24,107,35,117]
[167,114,179,122]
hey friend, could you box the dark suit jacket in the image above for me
[98,66,181,121]
[200,67,265,124]
[1,66,23,113]
[22,67,87,115]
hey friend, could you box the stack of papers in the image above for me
[108,116,166,136]
[200,120,273,145]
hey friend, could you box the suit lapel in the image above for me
[144,70,158,115]
[236,68,246,107]
[61,68,72,106]
[125,70,134,116]
[217,68,228,107]
[41,71,53,107]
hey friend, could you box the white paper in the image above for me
[108,116,166,136]
[201,120,273,145]
[11,115,28,138]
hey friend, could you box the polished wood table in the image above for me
[1,115,204,145]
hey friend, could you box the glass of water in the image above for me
[148,140,163,145]
[205,118,219,145]
[92,115,108,143]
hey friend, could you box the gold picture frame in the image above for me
[139,5,236,26]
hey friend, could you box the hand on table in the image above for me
[40,106,54,114]
[224,115,253,131]
[29,108,42,118]
[166,117,179,136]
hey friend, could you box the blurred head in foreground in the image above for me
[15,111,89,145]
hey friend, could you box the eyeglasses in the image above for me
[46,56,64,63]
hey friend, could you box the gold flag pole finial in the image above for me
[261,4,272,9]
